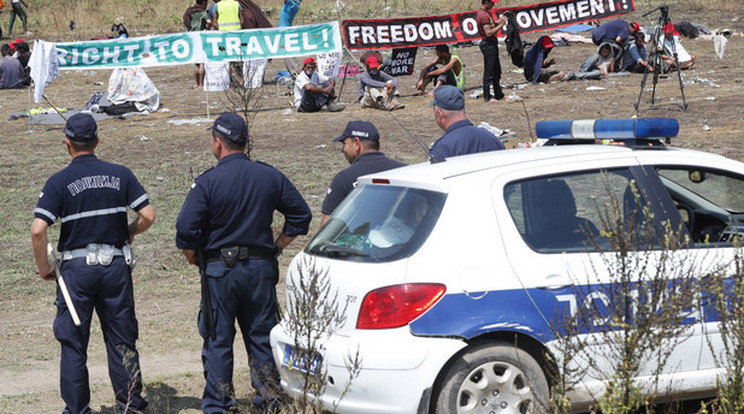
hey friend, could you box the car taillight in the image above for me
[356,283,446,329]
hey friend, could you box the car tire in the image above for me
[432,341,549,414]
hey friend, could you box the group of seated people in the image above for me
[524,19,696,84]
[0,39,30,89]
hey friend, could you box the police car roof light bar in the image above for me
[536,118,679,147]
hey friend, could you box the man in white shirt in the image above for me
[293,57,344,112]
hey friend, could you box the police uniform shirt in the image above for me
[34,154,150,251]
[429,119,505,160]
[321,152,405,215]
[175,153,311,252]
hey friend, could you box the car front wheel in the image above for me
[432,341,549,414]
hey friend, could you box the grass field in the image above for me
[0,0,743,412]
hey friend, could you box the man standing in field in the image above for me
[31,113,155,414]
[176,112,311,413]
[321,121,405,225]
[429,85,505,159]
[476,0,507,102]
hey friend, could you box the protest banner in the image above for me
[387,47,418,76]
[342,0,635,50]
[49,22,342,70]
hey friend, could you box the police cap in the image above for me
[430,85,465,111]
[64,113,99,142]
[333,121,380,143]
[208,112,249,144]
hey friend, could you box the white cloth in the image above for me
[714,33,728,59]
[664,37,692,63]
[107,67,161,112]
[242,59,267,88]
[29,40,60,104]
[204,62,230,92]
[293,69,329,109]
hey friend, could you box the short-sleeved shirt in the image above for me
[176,153,311,252]
[592,20,630,45]
[321,152,405,215]
[476,9,499,42]
[294,70,330,109]
[34,154,150,251]
[429,119,505,160]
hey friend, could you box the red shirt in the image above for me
[476,9,499,42]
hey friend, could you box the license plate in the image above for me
[283,344,322,375]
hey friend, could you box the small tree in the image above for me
[548,179,702,414]
[703,240,744,414]
[282,256,361,413]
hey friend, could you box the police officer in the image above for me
[429,85,505,160]
[321,120,405,225]
[175,112,311,413]
[31,113,155,414]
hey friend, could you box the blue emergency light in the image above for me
[536,118,679,147]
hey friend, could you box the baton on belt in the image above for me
[198,249,216,340]
[47,243,82,327]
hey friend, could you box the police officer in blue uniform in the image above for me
[321,120,405,225]
[429,85,505,160]
[31,113,155,414]
[175,112,311,413]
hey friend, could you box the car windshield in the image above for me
[306,185,447,262]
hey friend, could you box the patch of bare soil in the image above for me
[0,16,742,413]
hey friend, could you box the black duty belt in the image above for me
[205,246,275,265]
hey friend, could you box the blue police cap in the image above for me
[64,113,98,142]
[332,121,380,143]
[207,112,249,144]
[430,85,465,111]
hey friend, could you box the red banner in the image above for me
[342,0,635,50]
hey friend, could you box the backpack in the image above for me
[190,10,208,31]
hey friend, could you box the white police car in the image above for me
[270,119,743,413]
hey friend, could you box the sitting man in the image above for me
[622,31,652,73]
[428,85,505,160]
[660,22,695,71]
[294,57,344,112]
[359,56,404,111]
[523,36,564,84]
[0,43,25,89]
[566,42,614,80]
[415,44,465,95]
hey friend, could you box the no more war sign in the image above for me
[49,22,342,69]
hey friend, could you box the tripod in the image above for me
[634,5,688,111]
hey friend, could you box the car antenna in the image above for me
[386,109,446,163]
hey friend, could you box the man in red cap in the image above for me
[523,36,564,84]
[293,56,344,112]
[660,22,695,71]
[359,55,404,111]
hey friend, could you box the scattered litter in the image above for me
[316,144,327,149]
[94,81,104,86]
[156,176,166,181]
[686,77,720,87]
[167,117,213,125]
[469,88,484,99]
[538,88,546,93]
[478,122,508,136]
[702,125,711,131]
[705,96,716,101]
[506,92,523,102]
[138,135,150,141]
[586,86,606,91]
[161,108,170,112]
[282,108,294,115]
[184,151,191,155]
[714,32,728,59]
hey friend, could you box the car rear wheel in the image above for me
[432,341,549,414]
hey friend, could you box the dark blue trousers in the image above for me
[200,258,282,413]
[55,257,147,414]
[480,40,505,101]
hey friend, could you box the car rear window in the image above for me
[306,185,447,262]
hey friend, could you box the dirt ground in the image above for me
[1,14,743,413]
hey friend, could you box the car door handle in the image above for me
[537,273,572,290]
